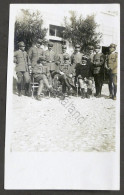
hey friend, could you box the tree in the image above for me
[14,9,47,51]
[63,11,102,55]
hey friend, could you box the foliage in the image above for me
[14,9,47,51]
[63,11,102,55]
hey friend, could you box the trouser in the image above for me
[16,71,30,92]
[79,78,93,91]
[94,74,103,95]
[108,72,117,97]
[34,74,51,95]
[58,75,72,93]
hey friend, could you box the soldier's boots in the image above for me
[25,83,31,97]
[96,93,101,98]
[81,88,86,99]
[60,94,65,100]
[108,94,113,99]
[49,87,56,98]
[113,96,116,100]
[36,95,42,101]
[17,83,22,96]
[86,88,92,99]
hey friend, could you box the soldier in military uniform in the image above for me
[71,44,83,68]
[105,43,118,100]
[57,45,70,65]
[88,46,95,63]
[93,45,105,97]
[28,38,44,68]
[75,56,94,98]
[14,41,30,96]
[57,55,75,100]
[71,44,84,87]
[32,57,54,101]
[44,42,58,86]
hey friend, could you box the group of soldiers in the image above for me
[14,38,118,101]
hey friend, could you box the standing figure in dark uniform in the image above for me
[14,41,30,96]
[75,56,94,99]
[28,38,44,68]
[32,57,54,101]
[93,45,105,97]
[105,43,118,100]
[44,42,58,86]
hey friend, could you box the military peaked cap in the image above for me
[75,44,80,48]
[48,42,53,47]
[89,46,94,50]
[95,45,101,49]
[109,43,117,49]
[82,56,88,61]
[37,39,43,44]
[18,41,25,47]
[64,55,69,60]
[62,45,67,49]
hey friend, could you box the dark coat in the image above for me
[93,53,105,74]
[75,60,94,79]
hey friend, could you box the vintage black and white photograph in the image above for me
[5,4,120,190]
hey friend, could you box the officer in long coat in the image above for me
[14,41,30,96]
[105,43,118,100]
[93,45,105,97]
[28,38,44,68]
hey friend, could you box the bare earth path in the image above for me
[11,84,116,152]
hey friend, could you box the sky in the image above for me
[12,4,120,20]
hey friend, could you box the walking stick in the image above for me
[76,77,79,97]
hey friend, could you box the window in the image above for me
[49,25,65,38]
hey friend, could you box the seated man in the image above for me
[32,57,54,101]
[57,55,75,100]
[75,56,94,99]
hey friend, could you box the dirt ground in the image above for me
[11,84,116,152]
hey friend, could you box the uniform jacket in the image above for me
[75,60,94,79]
[14,50,28,72]
[57,53,71,65]
[71,52,83,66]
[44,50,58,71]
[107,52,118,74]
[71,52,83,75]
[28,46,44,67]
[32,63,49,79]
[93,53,105,74]
[59,62,71,75]
[89,53,94,64]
